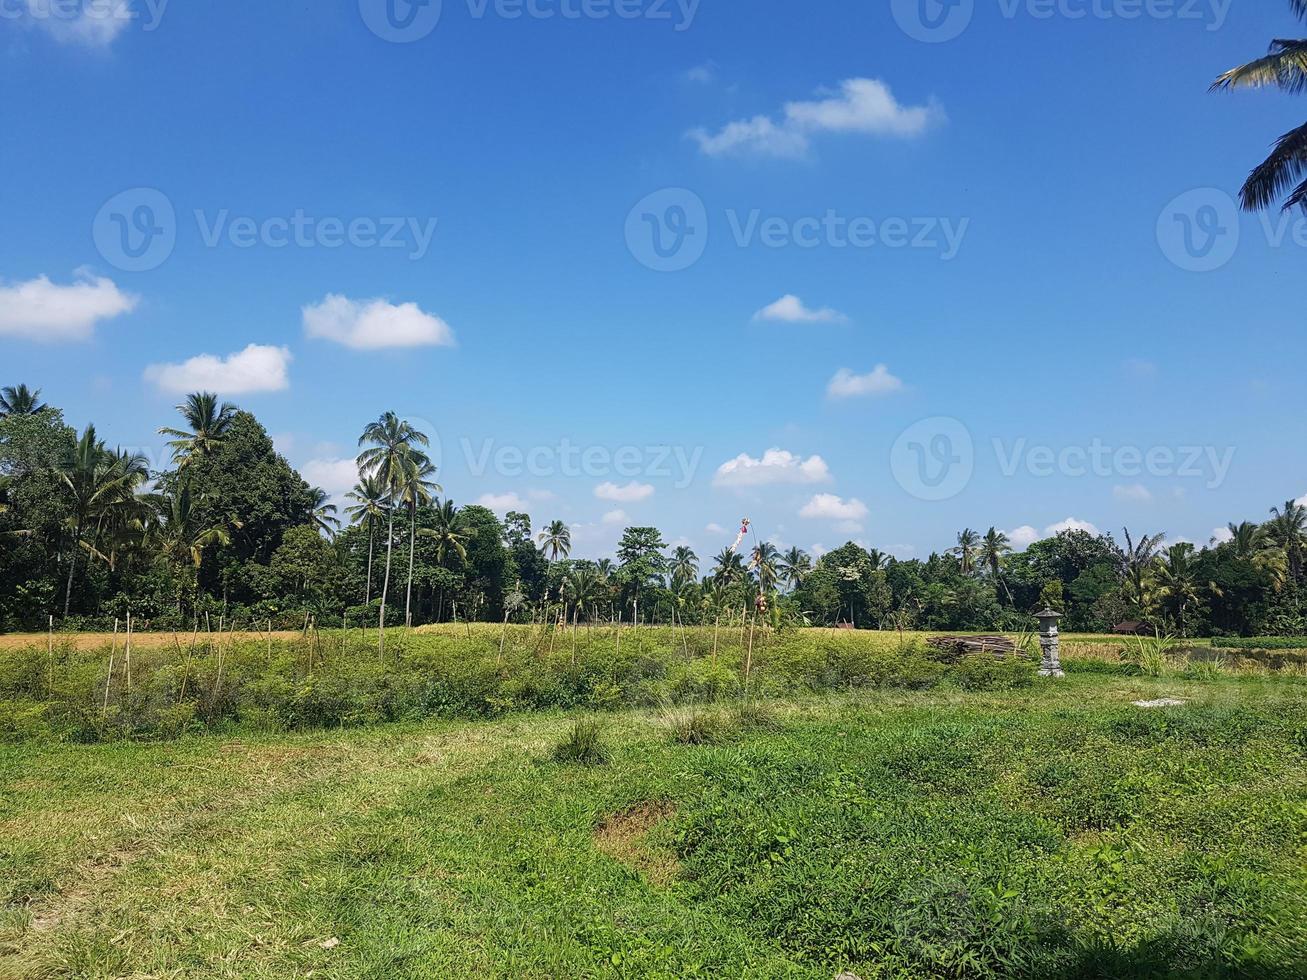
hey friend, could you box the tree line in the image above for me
[1,383,1304,637]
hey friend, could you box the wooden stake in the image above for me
[125,610,133,691]
[103,618,119,715]
[47,614,54,696]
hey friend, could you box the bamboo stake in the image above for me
[125,610,133,691]
[47,615,54,697]
[103,618,119,715]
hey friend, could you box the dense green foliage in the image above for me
[3,678,1305,977]
[1212,636,1307,651]
[4,385,1307,637]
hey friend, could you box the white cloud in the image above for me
[754,294,848,324]
[826,365,904,399]
[690,77,941,158]
[300,458,360,496]
[18,0,132,47]
[302,294,455,350]
[601,509,628,525]
[0,272,137,342]
[594,481,654,503]
[800,493,869,522]
[705,522,726,534]
[1123,358,1157,379]
[810,543,829,559]
[1113,483,1152,503]
[477,492,529,514]
[144,343,291,395]
[1296,492,1307,508]
[1046,517,1100,537]
[835,520,864,534]
[713,448,832,488]
[685,62,716,84]
[1211,526,1234,545]
[1006,525,1040,550]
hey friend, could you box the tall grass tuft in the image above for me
[551,719,609,765]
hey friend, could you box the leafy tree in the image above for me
[616,526,666,623]
[778,546,812,591]
[1266,499,1307,585]
[145,480,237,617]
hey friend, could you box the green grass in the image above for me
[2,673,1306,978]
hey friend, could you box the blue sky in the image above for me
[2,0,1305,560]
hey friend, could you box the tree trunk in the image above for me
[62,519,82,618]
[405,503,416,627]
[378,507,395,658]
[365,520,375,605]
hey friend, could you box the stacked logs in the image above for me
[925,635,1022,663]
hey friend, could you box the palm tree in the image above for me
[1120,528,1167,615]
[1211,1,1307,210]
[866,548,887,572]
[566,565,604,623]
[980,527,1013,601]
[420,499,470,621]
[951,528,981,575]
[712,548,746,585]
[0,384,46,417]
[344,474,389,606]
[308,487,341,538]
[537,520,571,563]
[145,481,237,615]
[356,412,430,653]
[1214,520,1264,557]
[1151,543,1221,636]
[750,541,780,595]
[159,392,237,467]
[669,545,699,586]
[1266,499,1307,584]
[55,426,146,617]
[778,546,812,591]
[397,458,441,626]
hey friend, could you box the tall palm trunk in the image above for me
[378,506,396,657]
[63,518,83,618]
[405,502,416,627]
[364,518,375,605]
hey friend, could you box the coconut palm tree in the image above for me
[1151,543,1221,636]
[951,528,981,575]
[1214,520,1264,557]
[344,474,388,606]
[1120,528,1167,615]
[867,548,887,572]
[145,481,237,616]
[1266,499,1307,584]
[397,458,441,626]
[669,545,699,586]
[308,487,341,538]
[159,392,238,467]
[750,541,780,595]
[537,520,571,563]
[356,412,430,653]
[1211,1,1307,210]
[55,426,147,617]
[980,527,1013,602]
[0,384,46,417]
[778,546,812,591]
[712,548,746,585]
[420,499,470,621]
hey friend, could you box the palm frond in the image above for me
[1212,39,1307,93]
[1240,120,1307,210]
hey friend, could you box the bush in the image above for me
[1212,636,1307,651]
[950,654,1036,691]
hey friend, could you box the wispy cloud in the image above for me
[1113,483,1152,503]
[300,457,360,497]
[800,493,869,522]
[144,343,291,395]
[477,492,530,513]
[826,365,904,399]
[595,481,654,503]
[15,0,135,48]
[303,294,455,350]
[754,294,847,324]
[0,271,136,342]
[689,78,942,159]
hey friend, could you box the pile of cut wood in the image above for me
[925,635,1023,663]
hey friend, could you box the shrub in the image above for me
[951,654,1036,691]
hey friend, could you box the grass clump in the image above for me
[660,705,729,745]
[551,719,609,765]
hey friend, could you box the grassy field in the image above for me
[2,675,1306,978]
